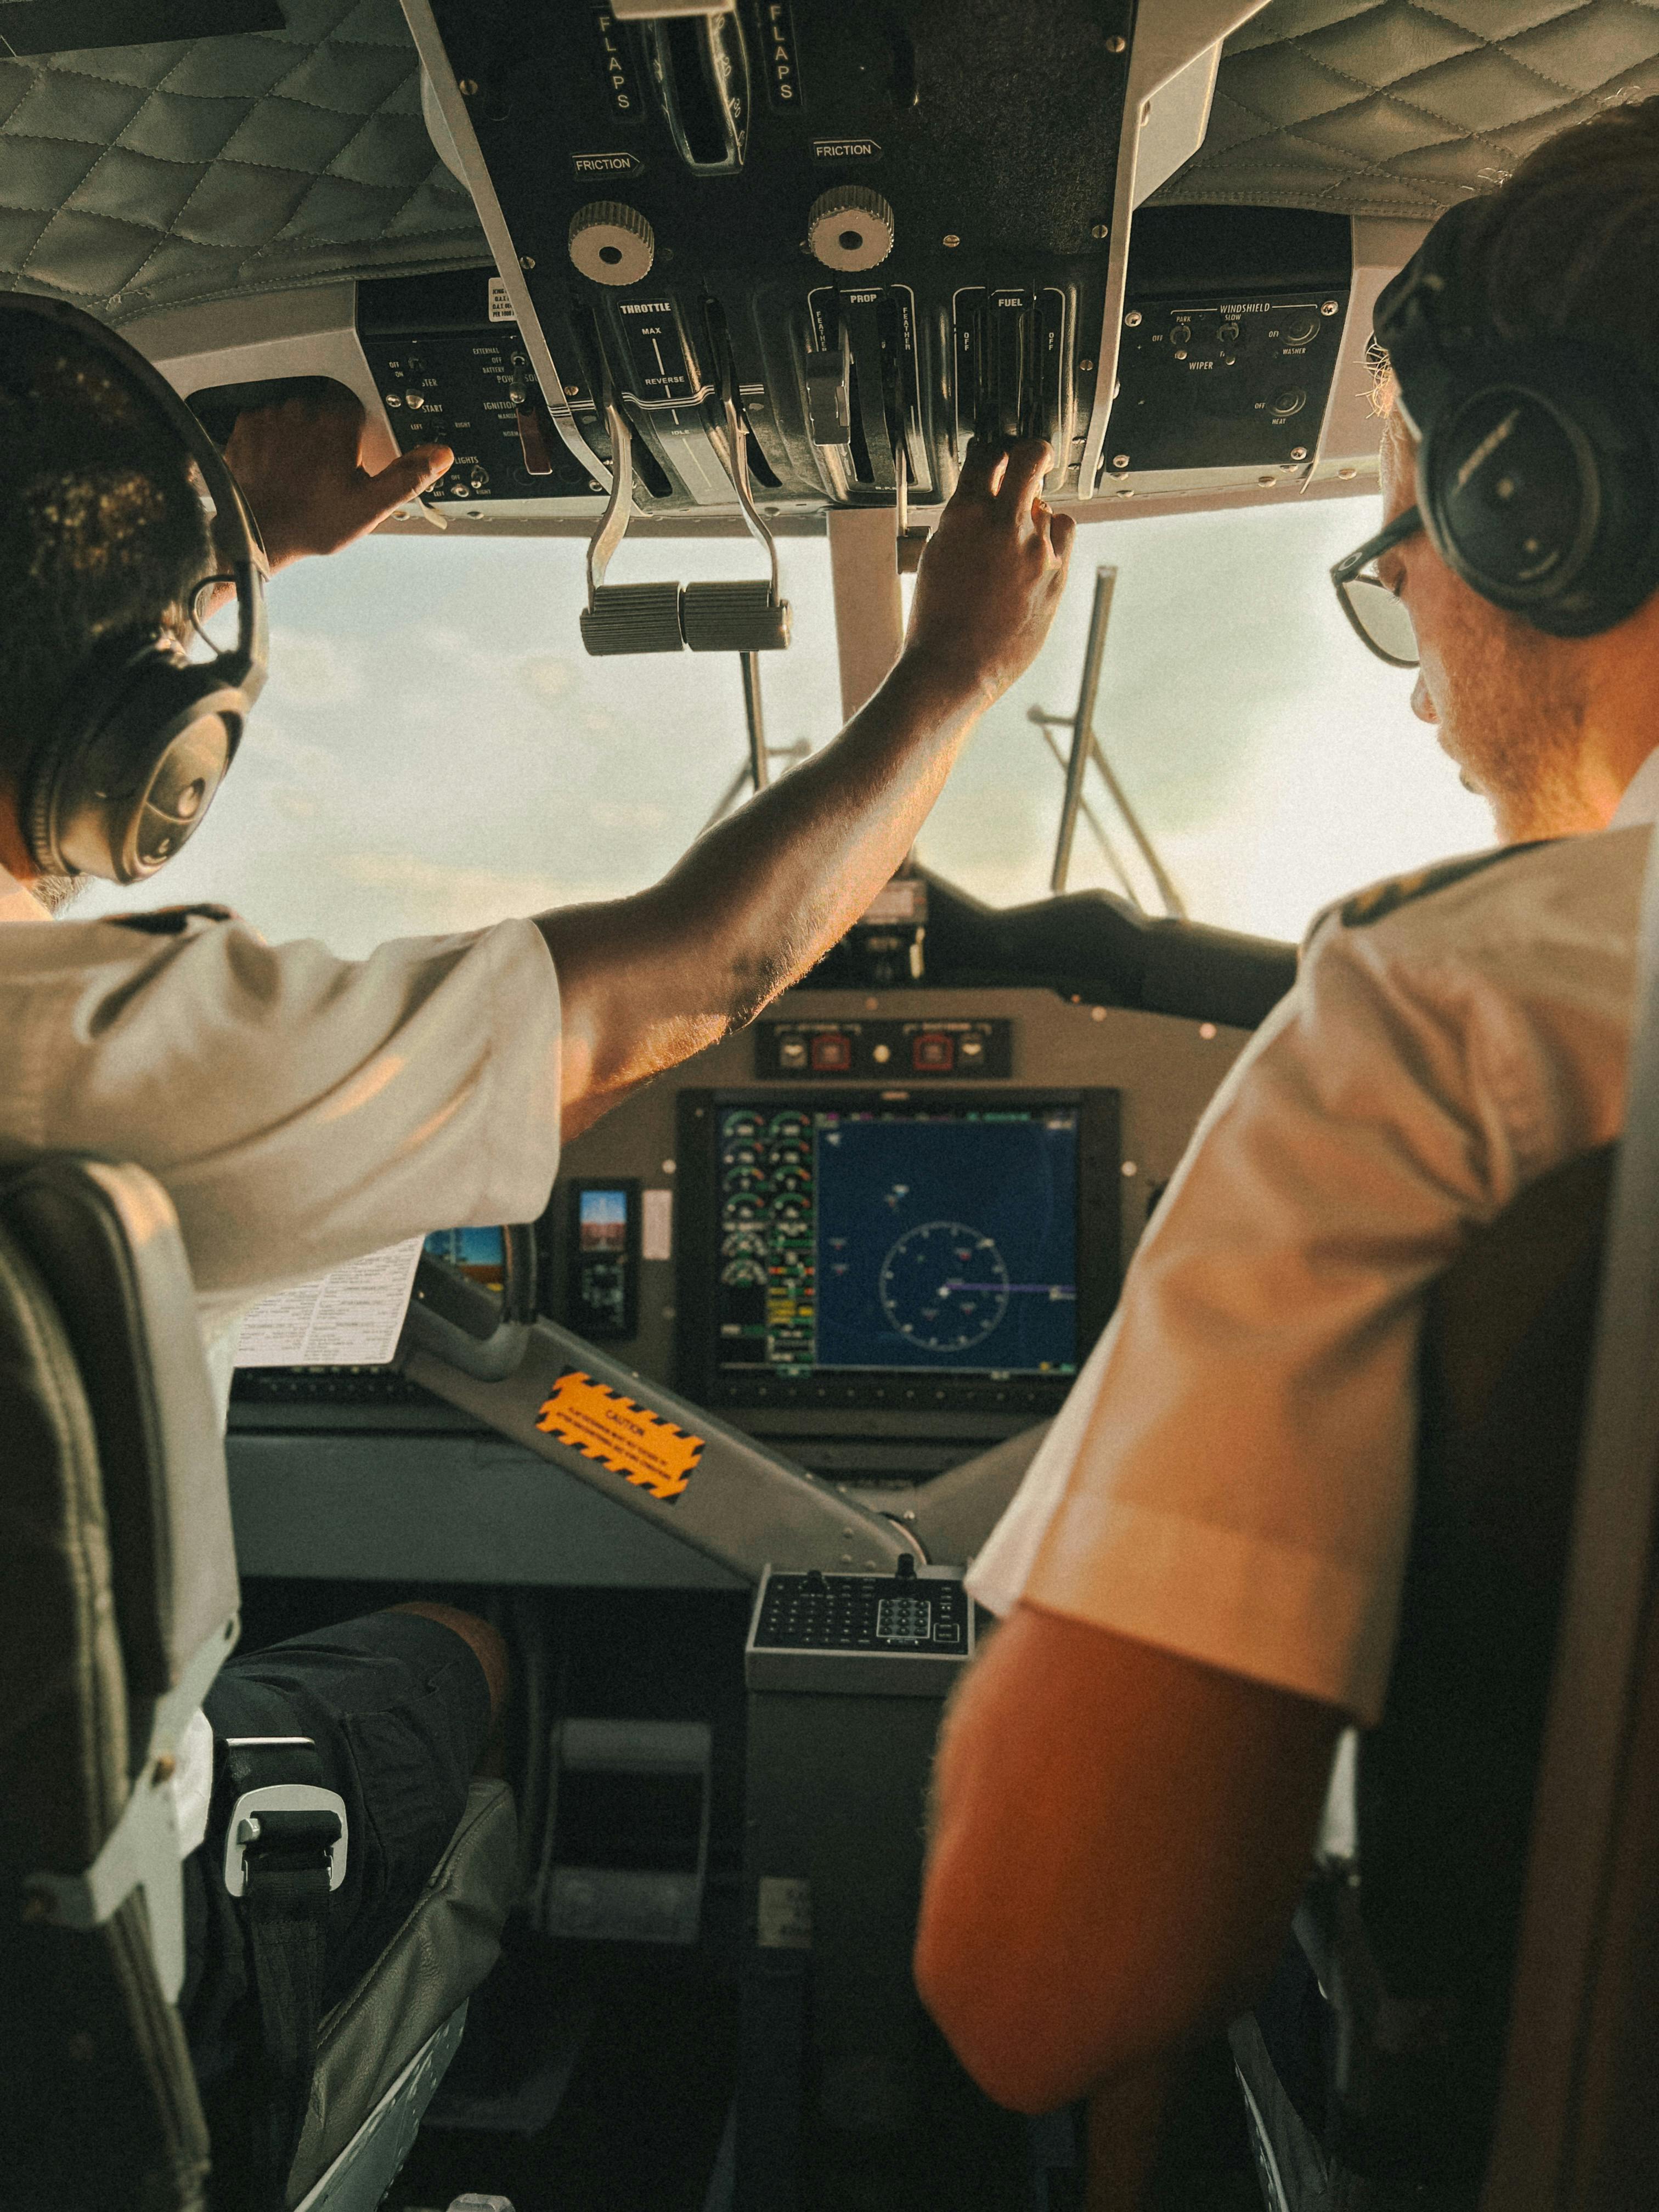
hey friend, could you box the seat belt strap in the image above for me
[219,1737,348,2210]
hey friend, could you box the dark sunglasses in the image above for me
[1330,505,1423,668]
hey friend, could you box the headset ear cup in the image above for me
[1417,348,1659,639]
[1419,385,1598,611]
[30,635,245,883]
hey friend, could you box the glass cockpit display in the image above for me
[684,1092,1119,1412]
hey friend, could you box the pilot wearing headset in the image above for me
[0,301,1073,2191]
[917,93,1659,2202]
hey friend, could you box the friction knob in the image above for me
[568,201,655,287]
[806,186,895,273]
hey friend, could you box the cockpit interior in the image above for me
[4,3,1659,2210]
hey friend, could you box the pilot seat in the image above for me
[0,1152,517,2212]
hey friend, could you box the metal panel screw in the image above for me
[942,233,960,248]
[1124,311,1141,328]
[1321,301,1340,315]
[1290,445,1308,461]
[1078,357,1094,373]
[458,78,478,95]
[1111,454,1130,470]
[1338,466,1357,479]
[1105,33,1127,50]
[1092,223,1110,239]
[520,254,536,270]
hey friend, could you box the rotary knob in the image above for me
[568,201,655,287]
[806,186,895,273]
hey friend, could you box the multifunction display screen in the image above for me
[712,1100,1083,1381]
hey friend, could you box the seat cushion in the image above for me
[284,1777,517,2205]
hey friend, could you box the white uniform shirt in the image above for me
[968,804,1656,1726]
[1,866,563,1847]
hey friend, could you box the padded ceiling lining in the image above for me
[1151,0,1659,218]
[0,0,1653,325]
[0,0,486,327]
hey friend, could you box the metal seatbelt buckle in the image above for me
[219,1735,349,1898]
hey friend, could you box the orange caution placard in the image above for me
[534,1369,704,1503]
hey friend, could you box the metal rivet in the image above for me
[1078,357,1095,373]
[1338,466,1357,480]
[942,233,960,248]
[662,1159,676,1175]
[457,77,478,95]
[520,254,536,270]
[151,1754,176,1786]
[1200,1022,1218,1040]
[1121,1160,1138,1178]
[1105,33,1127,50]
[1092,223,1110,240]
[1091,1006,1106,1023]
[1124,311,1141,328]
[1258,474,1276,486]
[1116,487,1136,497]
[1321,301,1340,316]
[865,996,879,1011]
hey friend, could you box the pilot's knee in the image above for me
[389,1601,509,1728]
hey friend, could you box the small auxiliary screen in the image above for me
[423,1224,506,1291]
[678,1090,1119,1417]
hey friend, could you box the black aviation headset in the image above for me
[5,292,268,884]
[1373,194,1659,639]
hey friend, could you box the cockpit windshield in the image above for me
[78,494,1489,952]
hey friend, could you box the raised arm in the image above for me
[540,437,1073,1136]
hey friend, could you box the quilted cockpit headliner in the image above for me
[0,0,486,325]
[1,0,1655,325]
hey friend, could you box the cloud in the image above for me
[518,654,575,704]
[267,629,366,707]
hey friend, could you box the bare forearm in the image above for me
[540,437,1073,1134]
[539,648,984,1120]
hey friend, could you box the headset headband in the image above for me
[1,290,269,881]
[1368,198,1659,639]
[0,290,269,699]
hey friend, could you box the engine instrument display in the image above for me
[678,1090,1120,1418]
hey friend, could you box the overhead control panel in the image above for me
[390,0,1346,530]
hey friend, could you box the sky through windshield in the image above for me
[77,494,1491,955]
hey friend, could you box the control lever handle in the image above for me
[581,395,686,656]
[805,332,852,446]
[682,381,792,653]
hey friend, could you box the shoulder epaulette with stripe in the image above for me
[1338,841,1558,930]
[104,904,235,937]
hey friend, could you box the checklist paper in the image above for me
[234,1237,426,1368]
